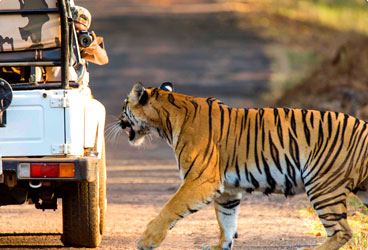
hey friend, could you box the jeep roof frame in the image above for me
[0,0,75,90]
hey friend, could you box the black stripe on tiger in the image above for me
[309,111,314,129]
[177,142,187,170]
[168,93,181,109]
[235,157,241,185]
[246,115,251,158]
[187,205,198,214]
[238,110,245,146]
[262,153,276,195]
[150,88,159,100]
[269,132,283,174]
[313,194,347,210]
[285,155,297,186]
[302,109,311,146]
[183,154,200,179]
[254,112,261,174]
[203,98,215,161]
[288,130,301,170]
[290,110,297,136]
[261,115,266,151]
[284,176,294,197]
[249,172,259,189]
[175,104,190,150]
[276,110,284,148]
[225,107,232,148]
[273,108,279,124]
[219,105,225,141]
[231,139,238,170]
[216,199,241,209]
[195,144,217,181]
[162,108,173,144]
[189,100,199,122]
[327,112,333,138]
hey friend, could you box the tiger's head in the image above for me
[119,81,174,146]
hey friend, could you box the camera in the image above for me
[77,30,93,47]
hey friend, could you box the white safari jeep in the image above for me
[0,0,106,247]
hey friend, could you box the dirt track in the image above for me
[0,1,323,249]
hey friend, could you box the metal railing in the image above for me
[0,0,76,89]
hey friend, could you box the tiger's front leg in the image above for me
[137,177,222,250]
[203,192,242,250]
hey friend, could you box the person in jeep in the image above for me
[46,5,108,81]
[0,5,108,83]
[72,5,108,66]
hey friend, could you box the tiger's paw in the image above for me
[136,219,167,250]
[136,234,160,250]
[202,245,227,250]
[136,236,156,250]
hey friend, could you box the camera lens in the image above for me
[78,31,93,47]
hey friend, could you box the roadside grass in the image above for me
[266,0,368,35]
[234,0,368,103]
[299,195,368,250]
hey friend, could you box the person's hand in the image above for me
[80,31,108,65]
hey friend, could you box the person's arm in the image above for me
[80,31,109,65]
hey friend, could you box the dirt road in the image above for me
[0,1,322,249]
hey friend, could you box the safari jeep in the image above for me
[0,0,106,247]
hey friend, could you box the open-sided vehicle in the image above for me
[0,0,106,247]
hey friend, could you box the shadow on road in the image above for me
[0,246,63,249]
[0,233,63,249]
[0,233,61,236]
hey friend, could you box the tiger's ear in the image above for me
[160,82,173,92]
[130,82,148,105]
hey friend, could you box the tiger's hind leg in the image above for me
[304,189,352,250]
[203,192,242,250]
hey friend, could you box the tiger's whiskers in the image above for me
[105,117,123,144]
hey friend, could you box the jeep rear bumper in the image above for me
[2,157,99,182]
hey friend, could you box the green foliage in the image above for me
[309,0,365,8]
[270,0,368,34]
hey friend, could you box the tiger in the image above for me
[119,81,368,250]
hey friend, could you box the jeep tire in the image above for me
[61,142,106,247]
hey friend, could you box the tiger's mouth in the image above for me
[126,126,135,141]
[119,120,136,141]
[119,118,149,146]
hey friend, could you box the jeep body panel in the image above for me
[0,87,106,158]
[0,90,65,156]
